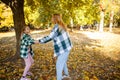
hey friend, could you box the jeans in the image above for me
[56,51,70,80]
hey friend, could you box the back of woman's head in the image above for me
[52,14,67,31]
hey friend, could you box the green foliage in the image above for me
[99,0,120,26]
[24,0,102,28]
[0,0,120,29]
[33,0,65,27]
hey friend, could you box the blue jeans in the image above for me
[56,51,70,80]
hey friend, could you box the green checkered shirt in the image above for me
[20,33,34,58]
[39,24,72,57]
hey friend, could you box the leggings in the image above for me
[22,53,34,77]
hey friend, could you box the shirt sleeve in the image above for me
[21,34,34,46]
[39,25,58,43]
[27,36,35,46]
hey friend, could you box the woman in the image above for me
[39,14,72,80]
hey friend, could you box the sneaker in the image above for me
[62,75,71,80]
[20,76,31,80]
[27,71,33,76]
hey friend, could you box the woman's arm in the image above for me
[39,25,58,43]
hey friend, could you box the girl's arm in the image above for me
[21,34,36,46]
[27,37,35,45]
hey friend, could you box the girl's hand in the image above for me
[35,37,42,40]
[34,40,39,44]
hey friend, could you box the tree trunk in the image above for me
[109,11,114,32]
[99,11,104,32]
[70,18,73,32]
[1,0,25,62]
[11,0,25,61]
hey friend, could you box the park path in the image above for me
[74,31,120,60]
[0,28,51,38]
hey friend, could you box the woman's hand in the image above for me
[34,40,40,44]
[52,57,57,64]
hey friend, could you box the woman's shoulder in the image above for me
[52,24,59,31]
[54,24,59,28]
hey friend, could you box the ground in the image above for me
[0,29,120,80]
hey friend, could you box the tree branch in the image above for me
[1,0,12,6]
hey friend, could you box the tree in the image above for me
[108,0,120,32]
[94,0,120,32]
[99,1,106,32]
[1,0,25,61]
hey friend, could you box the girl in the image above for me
[39,14,72,80]
[20,26,38,80]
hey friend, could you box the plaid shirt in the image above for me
[20,33,35,58]
[39,24,72,57]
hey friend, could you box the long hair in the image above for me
[21,25,29,37]
[52,14,67,31]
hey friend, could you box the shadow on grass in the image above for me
[0,36,16,62]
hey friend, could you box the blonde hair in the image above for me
[22,26,28,32]
[21,26,29,36]
[52,14,67,31]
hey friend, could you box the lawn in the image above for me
[0,28,120,80]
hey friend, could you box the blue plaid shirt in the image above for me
[20,33,35,58]
[39,24,72,57]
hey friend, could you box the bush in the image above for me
[0,26,9,32]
